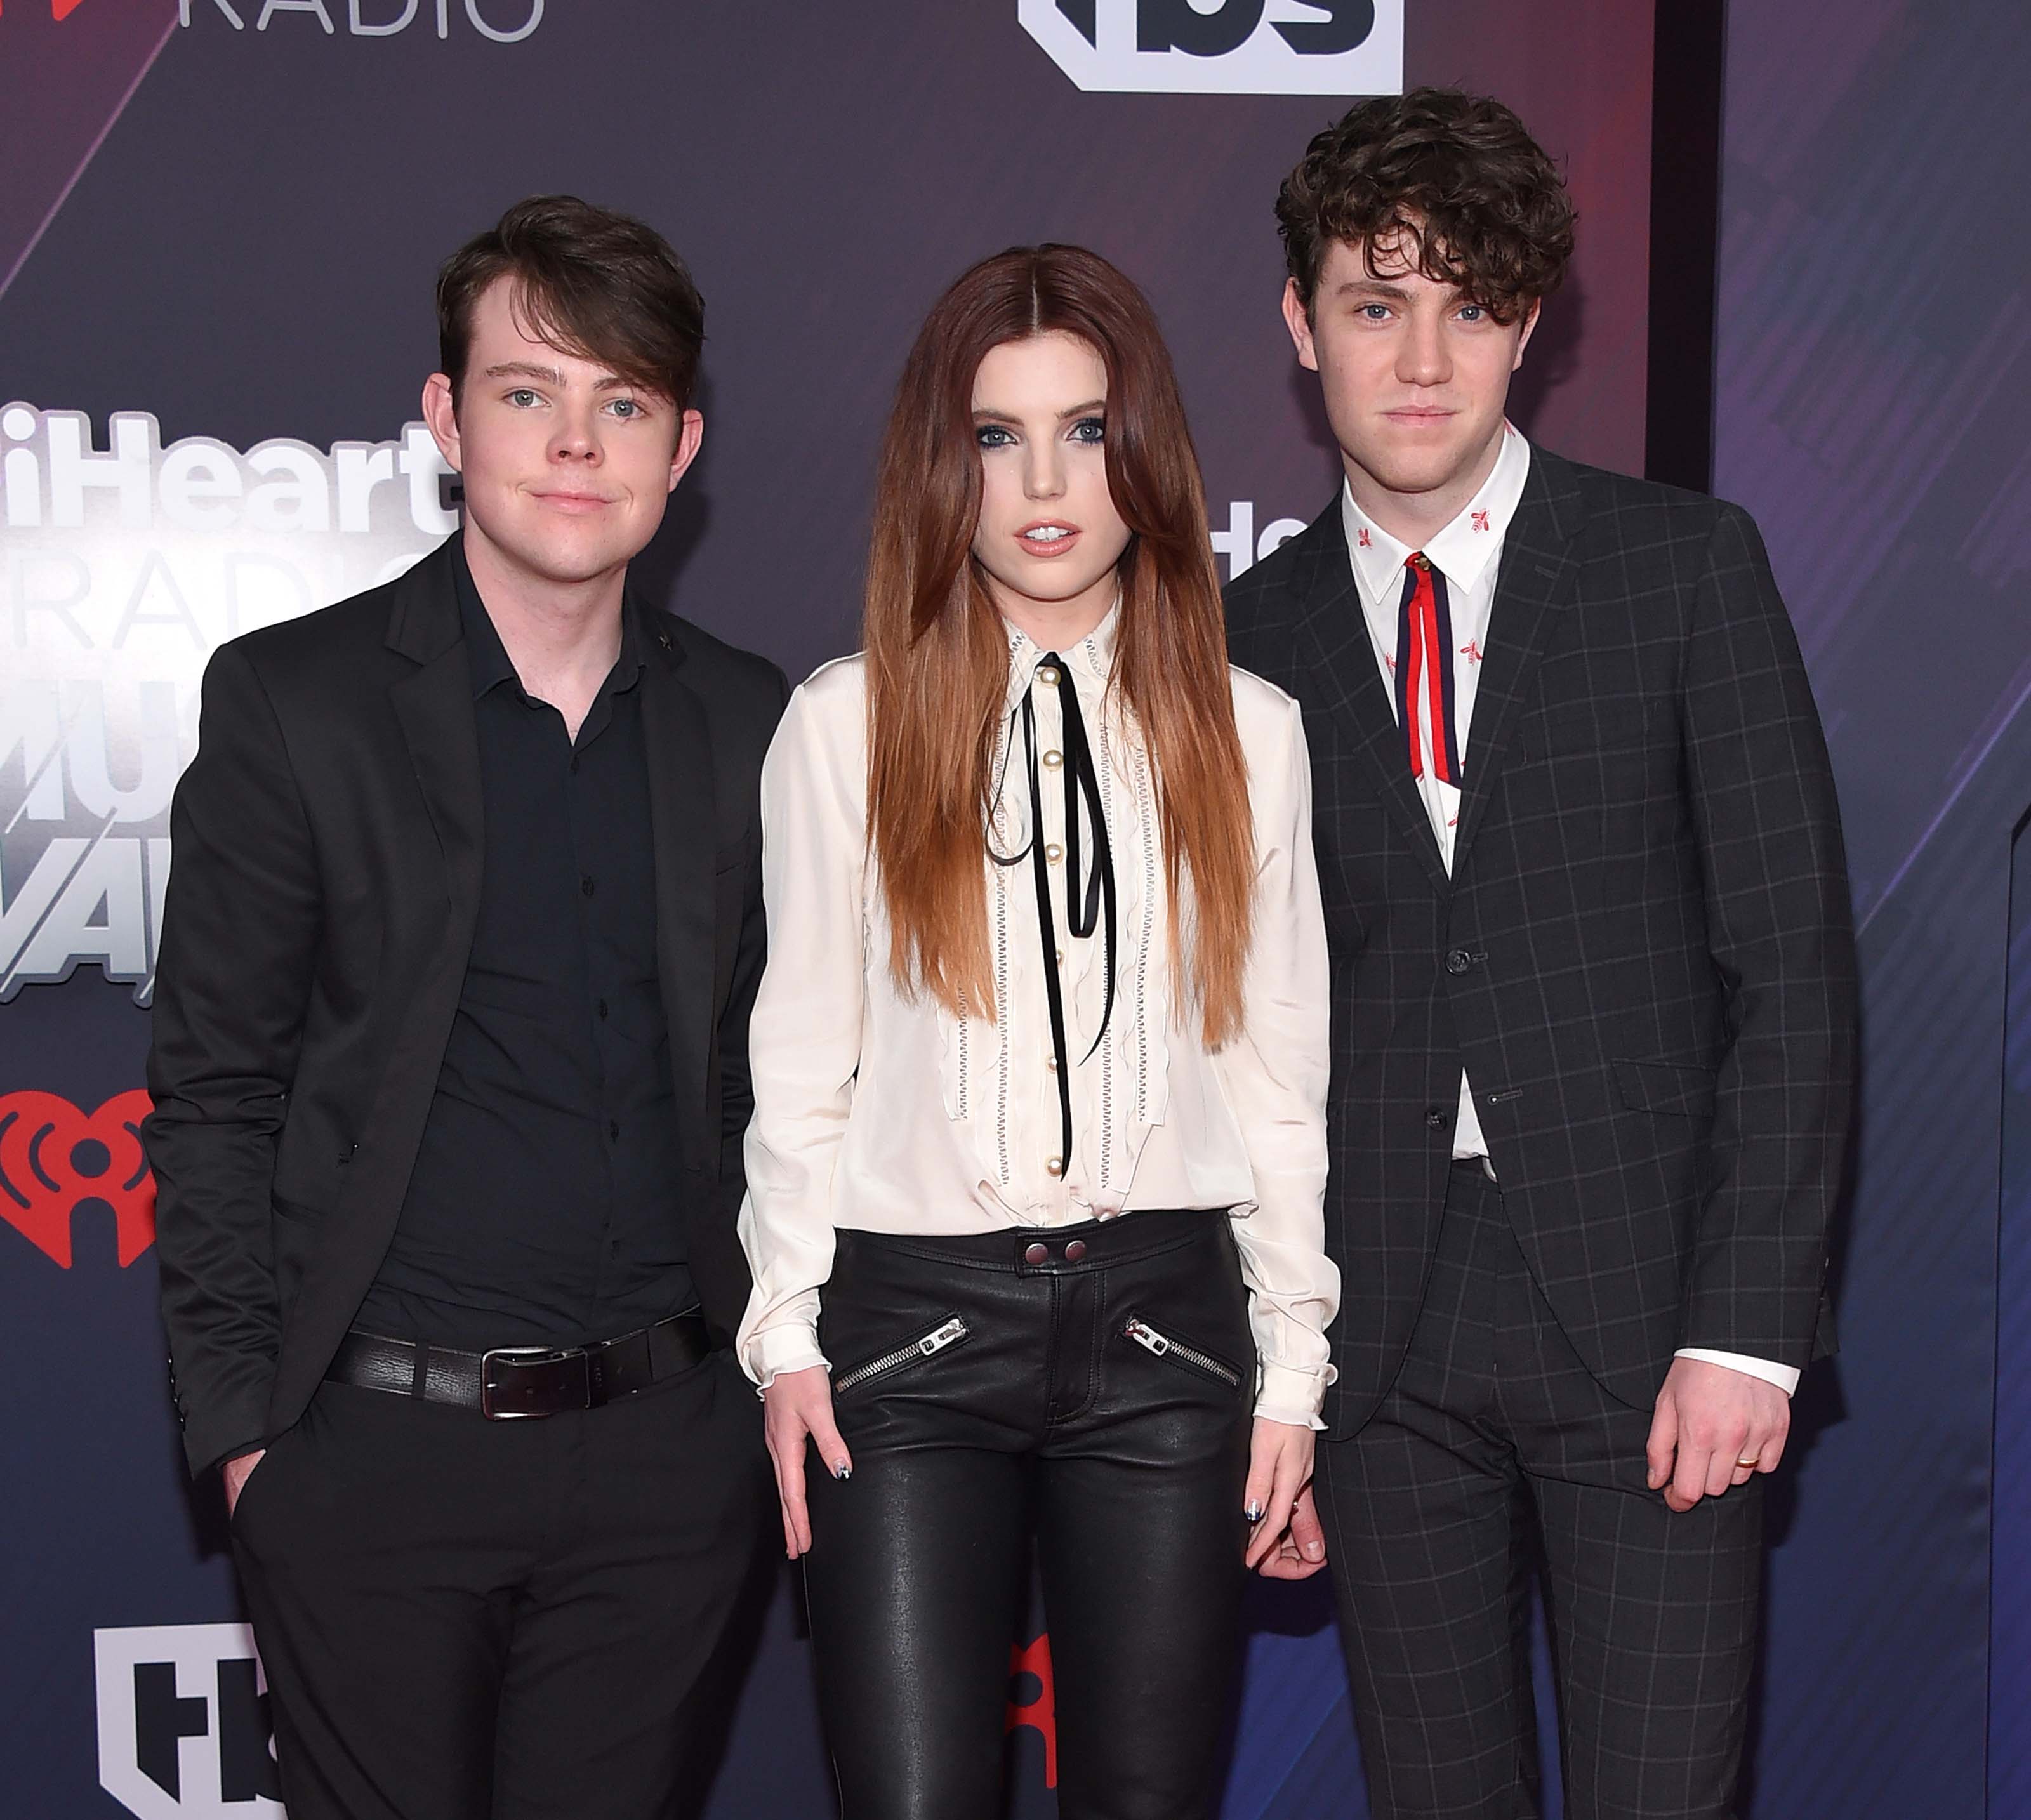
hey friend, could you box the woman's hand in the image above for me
[761,1365,853,1559]
[1243,1416,1323,1576]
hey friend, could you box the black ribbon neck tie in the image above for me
[999,652,1117,1179]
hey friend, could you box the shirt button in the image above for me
[1426,1107,1452,1130]
[569,756,579,774]
[1045,843,1063,864]
[1038,664,1061,687]
[1045,1055,1058,1073]
[1055,948,1064,965]
[1445,948,1474,974]
[608,1119,621,1140]
[597,999,609,1020]
[1045,1155,1064,1177]
[582,876,597,897]
[1043,749,1064,770]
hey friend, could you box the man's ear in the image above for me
[421,373,463,471]
[1281,278,1321,374]
[668,409,705,494]
[1511,299,1543,372]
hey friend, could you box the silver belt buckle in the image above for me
[480,1345,581,1420]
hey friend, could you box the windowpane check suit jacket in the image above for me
[1225,449,1856,1441]
[146,538,789,1477]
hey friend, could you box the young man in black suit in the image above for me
[1226,91,1855,1818]
[145,197,786,1820]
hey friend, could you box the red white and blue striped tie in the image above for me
[1395,552,1462,785]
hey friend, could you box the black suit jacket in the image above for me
[147,539,788,1476]
[1226,448,1856,1439]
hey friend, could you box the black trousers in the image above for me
[802,1210,1256,1820]
[230,1350,772,1820]
[1315,1162,1761,1820]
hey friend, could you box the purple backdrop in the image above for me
[0,0,2012,1814]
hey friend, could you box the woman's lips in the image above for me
[1017,521,1082,557]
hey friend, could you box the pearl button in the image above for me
[1045,1155,1064,1177]
[1055,948,1064,965]
[1038,664,1061,686]
[1045,842,1063,864]
[1043,749,1064,769]
[1045,1055,1058,1072]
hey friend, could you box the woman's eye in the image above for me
[1069,416,1106,444]
[976,425,1015,449]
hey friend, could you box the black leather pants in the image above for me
[802,1209,1255,1820]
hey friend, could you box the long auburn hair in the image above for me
[864,244,1254,1048]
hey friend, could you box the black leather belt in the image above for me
[326,1312,712,1420]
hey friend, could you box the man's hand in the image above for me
[1255,1480,1330,1580]
[221,1449,265,1519]
[1243,1418,1323,1574]
[1646,1357,1789,1512]
[760,1366,852,1560]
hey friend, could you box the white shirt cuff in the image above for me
[1255,1361,1332,1431]
[743,1322,830,1391]
[1674,1348,1799,1397]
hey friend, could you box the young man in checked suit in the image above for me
[1226,91,1856,1818]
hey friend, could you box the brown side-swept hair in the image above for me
[865,244,1254,1048]
[436,195,705,408]
[1277,87,1576,325]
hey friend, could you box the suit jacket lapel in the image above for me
[385,544,484,965]
[1288,501,1451,894]
[636,606,716,1135]
[1450,449,1587,869]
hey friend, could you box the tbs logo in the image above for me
[95,1625,281,1819]
[1021,0,1403,94]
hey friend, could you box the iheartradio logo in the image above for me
[0,1088,155,1267]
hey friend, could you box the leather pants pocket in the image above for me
[1118,1314,1245,1392]
[831,1314,973,1397]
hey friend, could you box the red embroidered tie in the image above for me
[1394,553,1462,784]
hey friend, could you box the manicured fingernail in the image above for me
[1245,1500,1264,1522]
[833,1462,851,1480]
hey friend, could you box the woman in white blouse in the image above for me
[737,244,1337,1819]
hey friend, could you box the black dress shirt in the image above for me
[355,550,694,1349]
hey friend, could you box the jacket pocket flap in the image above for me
[1614,1057,1717,1118]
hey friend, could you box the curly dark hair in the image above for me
[1276,88,1575,325]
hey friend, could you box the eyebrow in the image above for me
[970,399,1108,425]
[482,361,641,392]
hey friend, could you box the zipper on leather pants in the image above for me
[833,1316,970,1394]
[1121,1316,1241,1387]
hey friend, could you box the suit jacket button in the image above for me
[1445,948,1473,974]
[1426,1107,1452,1130]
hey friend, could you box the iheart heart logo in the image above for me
[0,1088,156,1266]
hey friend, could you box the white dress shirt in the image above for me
[1340,426,1797,1398]
[736,611,1340,1427]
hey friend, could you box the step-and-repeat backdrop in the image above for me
[0,2,2006,1816]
